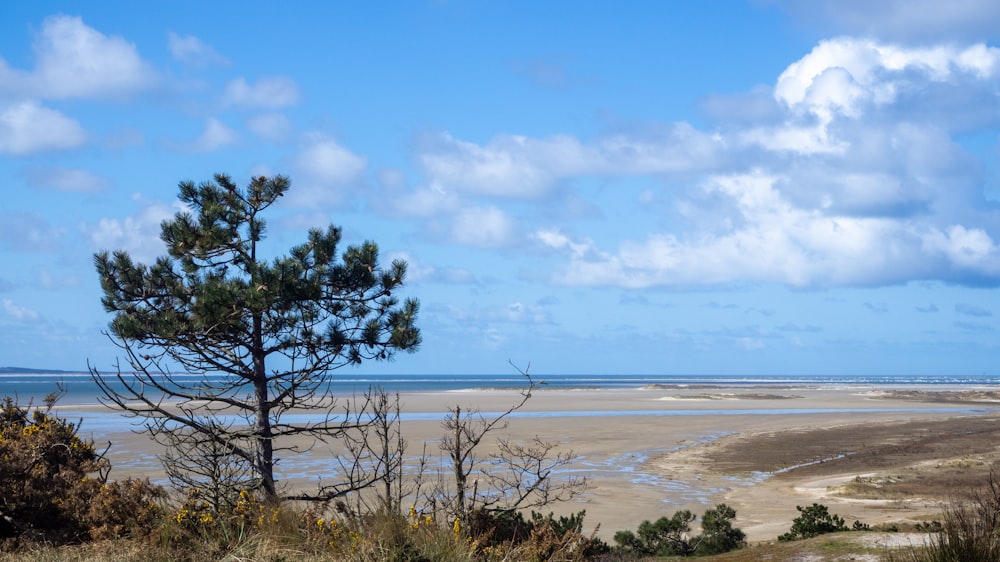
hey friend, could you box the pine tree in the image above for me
[90,174,420,502]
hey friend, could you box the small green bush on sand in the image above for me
[613,503,746,557]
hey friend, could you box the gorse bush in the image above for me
[0,393,164,546]
[463,509,609,561]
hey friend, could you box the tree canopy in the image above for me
[91,173,420,501]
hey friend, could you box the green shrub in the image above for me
[777,503,849,541]
[613,504,745,557]
[696,503,747,555]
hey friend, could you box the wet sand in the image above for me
[70,384,1000,541]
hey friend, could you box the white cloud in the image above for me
[379,184,462,218]
[286,136,368,207]
[85,200,178,263]
[921,225,999,269]
[384,252,476,284]
[450,206,519,248]
[167,32,227,66]
[775,38,1000,118]
[0,101,86,155]
[2,299,39,322]
[417,125,721,198]
[223,76,299,108]
[23,166,108,193]
[539,172,1000,288]
[446,301,552,325]
[293,137,367,184]
[533,228,598,260]
[0,15,156,99]
[185,117,238,152]
[246,113,293,141]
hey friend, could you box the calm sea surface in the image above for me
[0,372,1000,405]
[2,371,999,405]
[4,371,998,474]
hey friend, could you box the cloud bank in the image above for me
[398,37,1000,289]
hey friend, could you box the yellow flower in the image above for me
[199,512,214,524]
[317,518,325,528]
[453,517,461,536]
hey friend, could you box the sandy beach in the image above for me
[71,384,1000,542]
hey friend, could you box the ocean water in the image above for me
[2,371,999,406]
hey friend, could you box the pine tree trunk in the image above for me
[252,312,276,501]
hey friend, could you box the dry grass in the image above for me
[0,531,937,562]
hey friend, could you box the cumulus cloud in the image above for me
[447,301,553,325]
[286,136,368,207]
[0,101,86,155]
[183,117,238,152]
[2,299,39,322]
[774,39,1000,119]
[378,184,462,218]
[246,113,293,142]
[537,172,1000,288]
[416,125,722,198]
[385,252,477,284]
[167,31,228,66]
[0,15,156,99]
[450,206,519,248]
[223,76,299,108]
[85,199,179,263]
[23,166,108,193]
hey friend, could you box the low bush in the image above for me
[777,503,850,541]
[613,503,745,557]
[0,392,164,546]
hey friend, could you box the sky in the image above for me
[1,1,999,377]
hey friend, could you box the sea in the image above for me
[3,371,1000,406]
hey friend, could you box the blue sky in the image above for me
[1,1,999,376]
